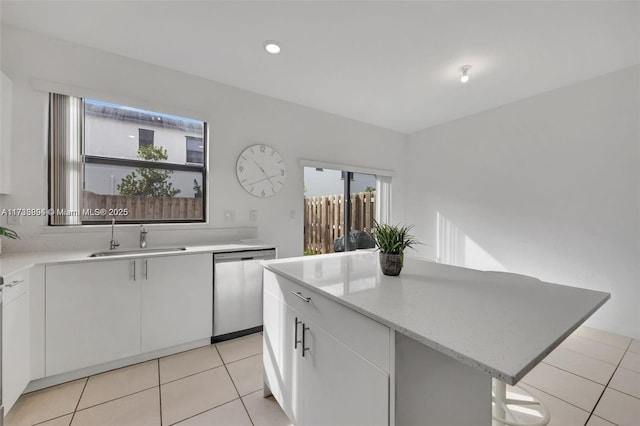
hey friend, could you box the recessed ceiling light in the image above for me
[264,41,281,55]
[128,135,136,139]
[460,65,472,83]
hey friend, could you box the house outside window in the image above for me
[49,94,207,224]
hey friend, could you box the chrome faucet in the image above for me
[140,225,148,248]
[109,218,119,250]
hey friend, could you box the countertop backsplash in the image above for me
[0,225,258,253]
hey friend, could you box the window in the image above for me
[138,128,154,148]
[49,94,207,224]
[186,136,204,164]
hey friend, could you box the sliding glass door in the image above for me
[303,167,377,255]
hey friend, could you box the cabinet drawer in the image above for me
[3,269,28,304]
[264,269,390,372]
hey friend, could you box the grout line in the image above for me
[68,377,89,425]
[539,361,611,387]
[558,344,624,367]
[71,385,159,413]
[583,339,632,426]
[160,363,226,386]
[572,332,633,352]
[158,358,164,426]
[222,351,263,367]
[32,412,76,426]
[602,384,640,402]
[216,344,255,426]
[520,380,598,415]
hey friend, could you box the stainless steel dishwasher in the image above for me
[213,249,276,342]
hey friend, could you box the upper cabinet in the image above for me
[0,71,12,194]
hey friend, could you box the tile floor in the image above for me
[5,333,290,426]
[5,326,640,426]
[506,326,640,426]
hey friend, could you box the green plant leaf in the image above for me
[370,220,417,254]
[0,226,20,240]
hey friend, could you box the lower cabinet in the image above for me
[302,320,389,426]
[46,259,140,376]
[263,291,302,423]
[45,253,213,376]
[2,269,30,414]
[263,270,389,426]
[141,254,212,352]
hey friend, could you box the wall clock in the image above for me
[236,144,286,197]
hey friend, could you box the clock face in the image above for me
[236,144,286,197]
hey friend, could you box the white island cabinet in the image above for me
[45,253,212,376]
[263,269,390,426]
[263,252,611,425]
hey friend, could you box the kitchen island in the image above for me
[262,251,610,425]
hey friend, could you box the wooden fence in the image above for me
[83,191,203,221]
[304,191,375,254]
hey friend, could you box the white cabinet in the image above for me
[263,270,389,426]
[45,253,213,376]
[2,269,30,414]
[263,290,302,424]
[141,253,212,352]
[302,320,389,426]
[45,259,140,376]
[0,71,12,194]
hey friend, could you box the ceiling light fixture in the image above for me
[264,41,281,55]
[460,65,472,83]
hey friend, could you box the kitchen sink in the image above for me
[89,247,187,257]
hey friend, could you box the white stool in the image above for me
[492,379,550,426]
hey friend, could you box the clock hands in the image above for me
[254,160,276,187]
[247,174,280,186]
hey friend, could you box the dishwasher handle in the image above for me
[214,249,276,263]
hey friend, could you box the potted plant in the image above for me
[0,225,20,255]
[370,222,417,276]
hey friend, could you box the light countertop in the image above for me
[0,243,275,277]
[263,251,610,385]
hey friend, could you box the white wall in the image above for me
[403,66,640,338]
[0,27,406,257]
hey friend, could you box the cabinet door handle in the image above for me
[0,279,24,290]
[291,291,311,303]
[294,317,302,350]
[302,323,310,357]
[132,261,136,281]
[144,259,148,280]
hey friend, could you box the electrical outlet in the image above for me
[249,209,258,222]
[223,210,235,222]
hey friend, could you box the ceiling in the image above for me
[1,1,638,134]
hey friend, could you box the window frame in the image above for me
[48,93,208,226]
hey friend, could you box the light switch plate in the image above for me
[249,209,257,222]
